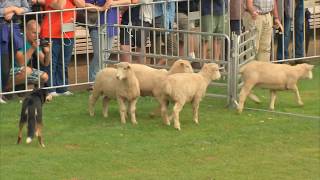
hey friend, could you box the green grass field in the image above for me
[1,62,319,180]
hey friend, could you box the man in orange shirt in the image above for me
[40,0,84,96]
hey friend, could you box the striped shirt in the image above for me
[253,0,274,14]
[0,0,29,17]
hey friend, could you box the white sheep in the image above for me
[88,62,140,124]
[130,59,194,116]
[237,61,314,113]
[159,63,221,130]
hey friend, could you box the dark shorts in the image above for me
[120,21,152,47]
[230,20,241,35]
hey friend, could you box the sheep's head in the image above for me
[201,63,221,80]
[169,59,194,74]
[116,62,131,80]
[300,63,314,79]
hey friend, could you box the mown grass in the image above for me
[0,62,319,180]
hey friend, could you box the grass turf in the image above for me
[0,62,319,180]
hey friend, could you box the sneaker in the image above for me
[49,92,60,97]
[0,97,6,104]
[60,91,73,96]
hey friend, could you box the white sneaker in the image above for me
[49,92,60,97]
[60,91,73,96]
[0,97,6,104]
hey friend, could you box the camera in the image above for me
[39,39,49,47]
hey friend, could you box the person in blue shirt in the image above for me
[0,0,29,94]
[153,0,175,65]
[85,0,131,89]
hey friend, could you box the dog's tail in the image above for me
[26,106,37,144]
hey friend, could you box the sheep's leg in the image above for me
[292,85,304,106]
[129,98,138,125]
[117,97,127,124]
[192,99,200,124]
[173,102,184,131]
[237,83,254,114]
[102,96,110,118]
[269,90,277,110]
[88,92,100,117]
[159,97,170,126]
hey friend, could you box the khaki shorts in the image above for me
[201,15,228,40]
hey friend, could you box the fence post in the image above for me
[228,32,239,109]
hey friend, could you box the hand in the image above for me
[31,40,39,48]
[14,7,24,15]
[250,11,258,20]
[274,18,284,33]
[103,0,113,11]
[31,0,37,4]
[42,44,50,54]
[4,12,14,21]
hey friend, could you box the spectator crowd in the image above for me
[0,0,309,103]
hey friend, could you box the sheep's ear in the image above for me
[126,65,131,69]
[180,62,184,66]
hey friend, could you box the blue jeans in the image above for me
[89,28,114,82]
[277,14,291,60]
[295,0,304,58]
[44,38,74,93]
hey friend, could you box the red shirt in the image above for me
[40,0,76,38]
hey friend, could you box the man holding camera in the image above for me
[5,20,50,90]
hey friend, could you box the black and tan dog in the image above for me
[17,89,49,147]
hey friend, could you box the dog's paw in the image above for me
[41,144,45,148]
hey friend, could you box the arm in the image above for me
[16,46,37,67]
[111,0,131,6]
[273,0,283,32]
[74,0,86,8]
[246,0,258,20]
[39,46,51,67]
[49,0,67,10]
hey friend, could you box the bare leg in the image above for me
[129,98,138,125]
[117,97,127,124]
[120,45,131,62]
[102,96,109,118]
[269,90,277,110]
[173,102,184,131]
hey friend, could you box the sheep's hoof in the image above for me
[237,109,243,114]
[175,127,181,131]
[164,120,170,126]
[89,111,95,117]
[298,101,304,106]
[41,144,45,148]
[269,107,275,111]
[103,113,108,118]
[132,121,138,125]
[194,120,199,124]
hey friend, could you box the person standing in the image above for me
[85,0,131,87]
[243,0,283,61]
[40,0,85,96]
